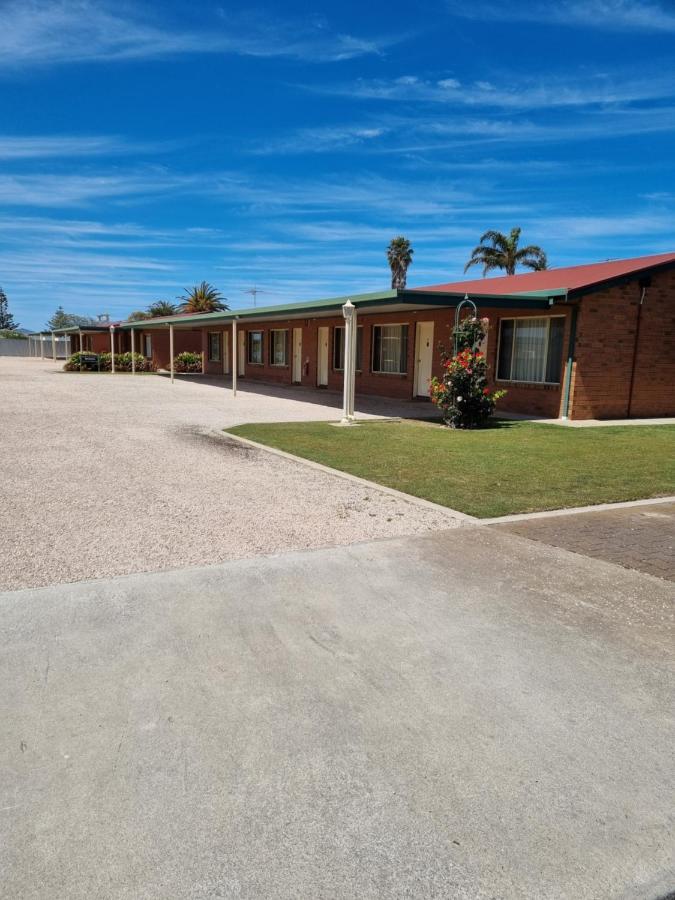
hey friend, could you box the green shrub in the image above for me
[0,329,26,340]
[100,352,155,372]
[64,351,100,371]
[64,351,156,372]
[118,351,155,372]
[173,351,203,373]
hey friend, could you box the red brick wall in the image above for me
[625,268,675,417]
[116,270,674,418]
[217,306,572,414]
[569,268,675,419]
[136,328,203,369]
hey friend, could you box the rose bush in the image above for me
[429,316,506,428]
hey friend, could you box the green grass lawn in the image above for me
[227,419,675,518]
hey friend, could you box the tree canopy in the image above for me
[464,228,548,277]
[45,306,96,330]
[0,287,19,331]
[386,237,414,290]
[147,300,177,318]
[179,282,228,313]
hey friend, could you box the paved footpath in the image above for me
[1,526,673,900]
[495,501,675,581]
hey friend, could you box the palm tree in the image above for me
[464,228,547,276]
[387,237,414,289]
[147,300,177,318]
[179,281,228,313]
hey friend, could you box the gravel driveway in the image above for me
[1,359,455,590]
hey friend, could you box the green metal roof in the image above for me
[50,324,114,334]
[118,286,557,330]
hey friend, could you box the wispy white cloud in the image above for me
[0,1,397,69]
[539,212,675,239]
[256,104,675,157]
[0,134,157,159]
[253,123,391,155]
[446,0,675,33]
[0,170,202,206]
[311,69,675,110]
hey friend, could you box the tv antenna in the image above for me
[242,286,267,307]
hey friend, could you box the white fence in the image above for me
[0,338,30,357]
[0,336,72,358]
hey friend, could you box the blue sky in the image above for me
[1,0,674,330]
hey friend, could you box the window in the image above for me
[247,330,263,364]
[208,332,221,362]
[372,325,408,374]
[269,329,288,366]
[143,334,152,358]
[333,326,363,371]
[497,317,565,384]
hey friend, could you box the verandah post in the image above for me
[341,300,356,424]
[232,318,237,397]
[169,323,175,384]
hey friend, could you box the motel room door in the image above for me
[317,327,329,387]
[292,327,302,383]
[414,321,434,397]
[238,330,246,376]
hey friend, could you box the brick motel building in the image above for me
[57,252,675,420]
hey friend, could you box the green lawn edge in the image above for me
[225,419,675,518]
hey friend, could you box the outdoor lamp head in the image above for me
[342,300,355,321]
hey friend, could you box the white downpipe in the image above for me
[169,323,175,384]
[110,326,116,373]
[232,319,237,397]
[130,327,136,374]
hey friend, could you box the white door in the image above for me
[238,330,246,376]
[223,330,230,374]
[317,327,329,386]
[292,328,302,383]
[414,321,434,397]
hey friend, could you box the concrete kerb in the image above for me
[481,494,675,525]
[218,429,675,528]
[214,429,480,525]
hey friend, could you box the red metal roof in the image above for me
[417,252,675,295]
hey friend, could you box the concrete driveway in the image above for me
[1,526,673,899]
[0,358,452,591]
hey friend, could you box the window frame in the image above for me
[496,315,566,385]
[207,331,221,363]
[371,323,408,376]
[143,334,152,359]
[247,330,264,365]
[332,325,363,372]
[269,329,288,367]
